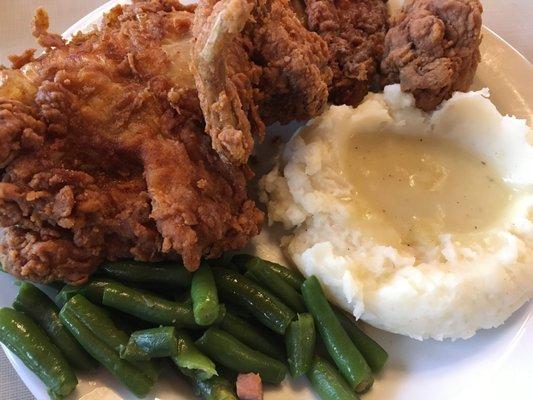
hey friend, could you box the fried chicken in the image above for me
[381,0,483,111]
[192,0,332,164]
[0,0,263,284]
[303,0,389,106]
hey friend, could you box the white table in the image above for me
[0,0,531,399]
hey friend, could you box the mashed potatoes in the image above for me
[260,85,533,340]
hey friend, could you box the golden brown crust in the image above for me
[192,0,263,165]
[32,8,66,49]
[249,0,332,124]
[8,49,37,69]
[192,0,331,165]
[304,0,389,106]
[0,0,263,283]
[0,99,45,168]
[381,0,483,110]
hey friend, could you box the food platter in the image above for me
[0,0,532,399]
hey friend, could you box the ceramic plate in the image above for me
[1,1,532,399]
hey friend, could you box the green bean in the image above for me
[224,303,253,321]
[101,281,200,329]
[57,279,164,307]
[99,260,191,288]
[216,304,227,324]
[302,276,373,393]
[0,308,77,400]
[196,328,287,384]
[307,356,359,400]
[286,313,316,377]
[65,295,130,351]
[56,278,116,306]
[59,307,153,398]
[120,341,150,362]
[192,265,220,326]
[191,375,237,400]
[63,295,160,383]
[120,327,178,361]
[244,257,304,290]
[173,330,217,380]
[13,282,96,370]
[220,311,285,361]
[108,308,153,334]
[212,268,295,335]
[245,263,306,313]
[334,310,388,373]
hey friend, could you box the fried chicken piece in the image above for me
[0,98,44,168]
[0,158,161,283]
[303,0,389,106]
[0,0,263,283]
[0,138,164,283]
[192,0,263,166]
[250,0,332,124]
[381,0,483,111]
[192,0,332,164]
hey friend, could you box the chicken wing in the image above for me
[192,0,332,164]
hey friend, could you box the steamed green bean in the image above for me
[220,311,285,361]
[307,356,359,400]
[191,375,237,400]
[60,307,153,398]
[120,326,177,361]
[192,265,220,326]
[286,313,316,377]
[243,256,304,289]
[173,330,217,380]
[302,276,373,392]
[196,327,287,384]
[245,263,306,313]
[62,295,159,383]
[213,268,294,335]
[0,308,78,400]
[334,310,388,373]
[56,278,116,306]
[100,261,191,288]
[13,282,96,370]
[101,281,199,328]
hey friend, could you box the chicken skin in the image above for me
[192,0,332,164]
[303,0,389,106]
[0,0,263,284]
[381,0,483,110]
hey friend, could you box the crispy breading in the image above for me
[304,0,389,106]
[381,0,483,110]
[0,0,263,283]
[192,0,332,164]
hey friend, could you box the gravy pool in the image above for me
[339,132,516,246]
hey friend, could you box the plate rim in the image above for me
[2,1,532,399]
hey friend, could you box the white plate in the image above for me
[1,1,532,399]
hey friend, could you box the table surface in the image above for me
[0,0,532,399]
